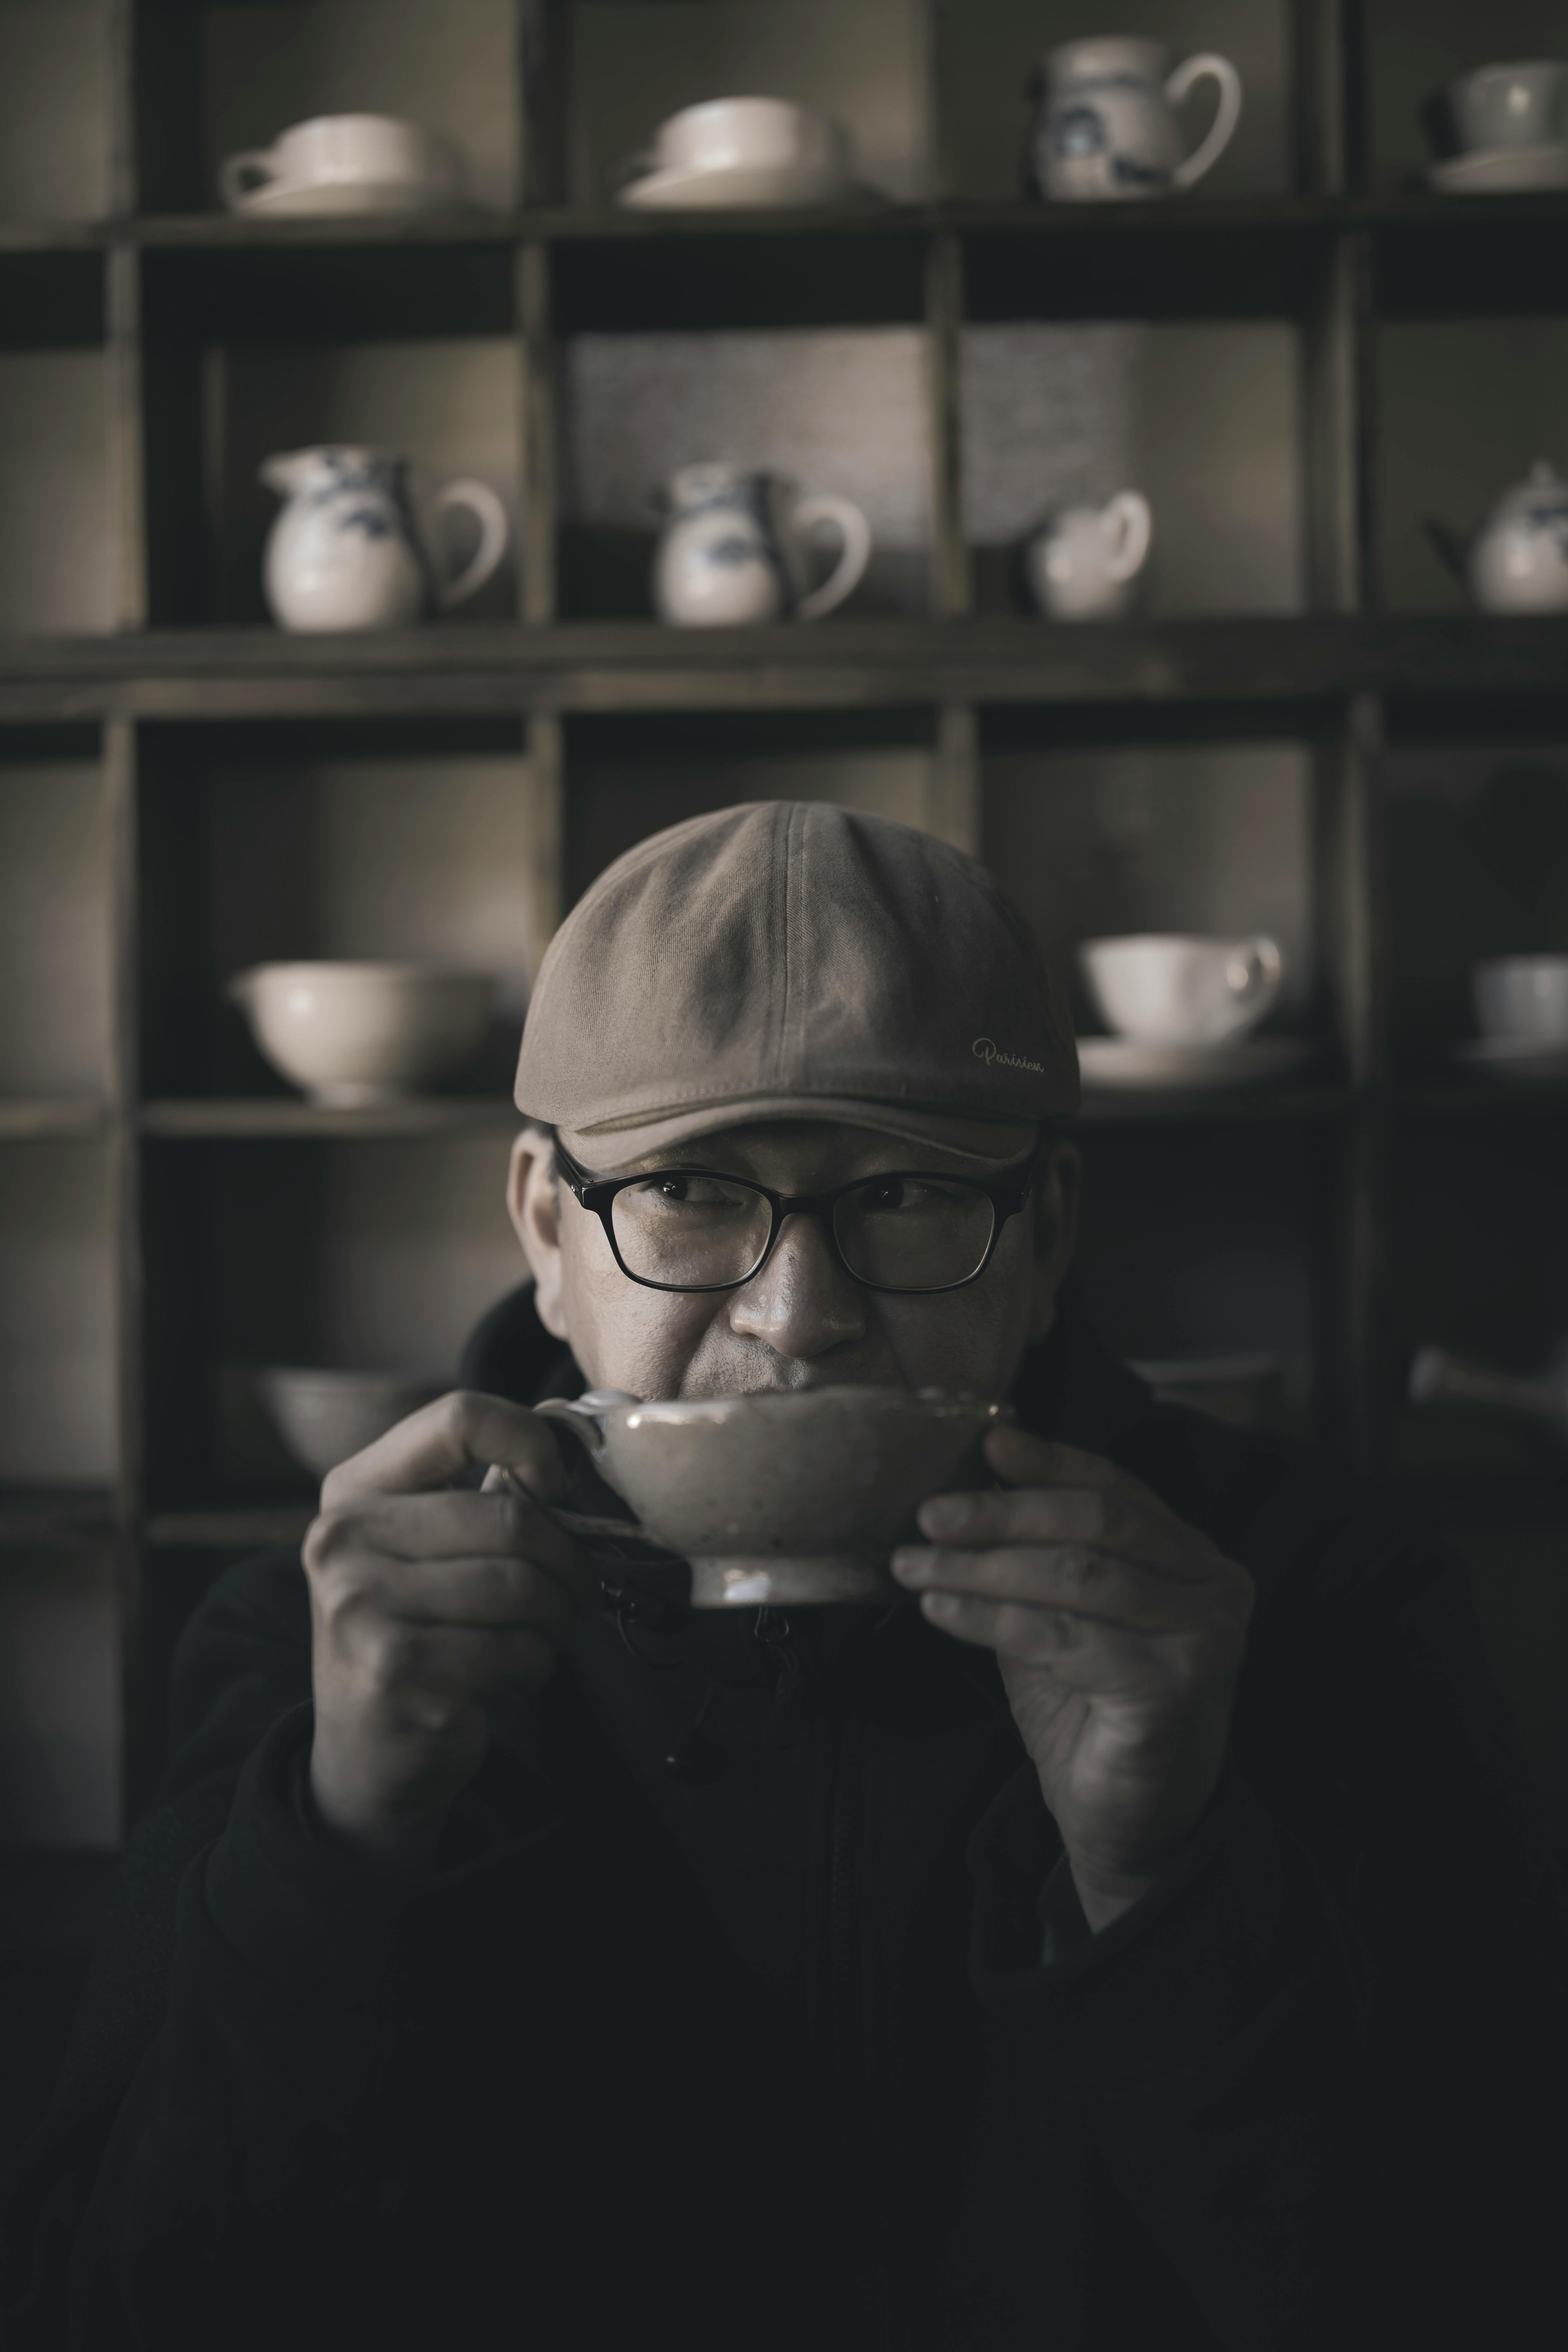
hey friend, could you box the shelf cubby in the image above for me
[136,714,548,1100]
[140,1129,524,1515]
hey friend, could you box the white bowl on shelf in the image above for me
[255,1366,454,1479]
[225,961,494,1105]
[1129,1351,1281,1430]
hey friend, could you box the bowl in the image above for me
[1130,1351,1281,1430]
[1473,955,1568,1047]
[226,961,494,1105]
[537,1383,1010,1608]
[255,1366,453,1478]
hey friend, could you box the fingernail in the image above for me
[890,1548,930,1582]
[919,1495,969,1536]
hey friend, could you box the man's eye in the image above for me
[861,1180,909,1213]
[649,1176,750,1209]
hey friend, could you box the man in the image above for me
[5,802,1565,2350]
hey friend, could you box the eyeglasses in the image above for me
[553,1138,1041,1297]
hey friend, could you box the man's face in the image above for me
[509,1120,1078,1404]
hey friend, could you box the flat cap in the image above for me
[515,801,1079,1170]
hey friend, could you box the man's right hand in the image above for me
[302,1392,585,1868]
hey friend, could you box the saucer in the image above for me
[617,162,879,210]
[1428,146,1568,193]
[232,176,461,217]
[1077,1037,1312,1091]
[1453,1036,1568,1083]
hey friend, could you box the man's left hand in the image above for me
[891,1426,1254,1933]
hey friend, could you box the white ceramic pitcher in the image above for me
[1025,491,1153,619]
[1032,37,1243,201]
[260,446,509,632]
[653,464,872,626]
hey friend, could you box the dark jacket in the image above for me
[5,1283,1566,2351]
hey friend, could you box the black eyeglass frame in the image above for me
[553,1136,1048,1297]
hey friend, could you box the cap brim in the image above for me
[557,1094,1045,1174]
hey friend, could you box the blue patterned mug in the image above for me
[1031,36,1242,202]
[653,463,872,626]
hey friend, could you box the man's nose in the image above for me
[726,1212,867,1358]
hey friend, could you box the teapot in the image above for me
[653,463,872,626]
[1023,491,1152,620]
[1423,461,1568,614]
[261,445,509,632]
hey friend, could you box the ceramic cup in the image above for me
[623,97,849,188]
[1449,61,1568,154]
[1473,955,1568,1044]
[1032,37,1242,201]
[653,463,872,625]
[1080,933,1284,1046]
[220,114,461,209]
[225,961,494,1105]
[536,1385,1011,1607]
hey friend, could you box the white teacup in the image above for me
[1449,61,1567,154]
[1080,933,1283,1046]
[537,1385,1010,1608]
[632,97,849,187]
[1474,955,1568,1045]
[220,115,461,209]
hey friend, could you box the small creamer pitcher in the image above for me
[261,445,509,632]
[653,464,872,626]
[1031,37,1242,201]
[1024,491,1153,620]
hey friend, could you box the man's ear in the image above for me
[1029,1139,1080,1342]
[507,1129,569,1340]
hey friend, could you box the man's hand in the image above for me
[891,1426,1253,1932]
[302,1392,586,1870]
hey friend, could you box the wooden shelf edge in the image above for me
[138,1098,519,1139]
[144,1509,314,1549]
[0,1100,114,1141]
[0,1490,118,1547]
[0,192,1562,263]
[0,618,1563,723]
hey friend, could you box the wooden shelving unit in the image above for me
[4,0,1568,1856]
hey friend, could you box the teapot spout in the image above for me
[1421,514,1471,582]
[259,448,318,499]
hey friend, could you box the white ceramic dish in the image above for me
[256,1366,451,1479]
[1453,1037,1568,1083]
[1129,1352,1281,1430]
[1428,145,1568,192]
[234,177,462,216]
[226,961,494,1105]
[618,163,875,209]
[1077,1037,1311,1090]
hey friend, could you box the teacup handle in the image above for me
[1225,935,1283,1015]
[428,479,510,611]
[1165,54,1243,190]
[219,149,277,210]
[1103,492,1153,584]
[534,1391,626,1464]
[793,493,873,621]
